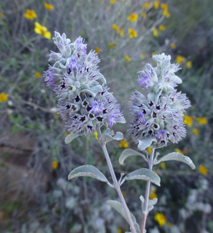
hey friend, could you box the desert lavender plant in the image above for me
[44,32,195,233]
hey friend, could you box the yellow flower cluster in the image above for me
[95,48,100,53]
[149,187,157,200]
[128,28,137,39]
[34,22,51,39]
[110,0,116,4]
[119,139,129,148]
[161,3,170,18]
[44,2,54,10]
[0,92,8,102]
[127,13,138,23]
[125,55,131,62]
[112,24,124,37]
[52,161,59,169]
[155,212,166,226]
[199,165,208,176]
[24,9,37,20]
[94,131,99,140]
[34,72,41,78]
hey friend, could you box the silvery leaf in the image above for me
[138,137,157,151]
[154,152,195,169]
[107,200,140,233]
[124,168,161,186]
[119,149,147,165]
[101,130,124,144]
[90,85,103,95]
[148,198,158,212]
[68,165,109,184]
[65,133,79,144]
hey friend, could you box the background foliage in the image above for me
[0,0,213,233]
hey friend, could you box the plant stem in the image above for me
[101,143,137,233]
[141,148,155,233]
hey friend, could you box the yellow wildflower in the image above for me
[153,27,158,37]
[142,2,152,8]
[161,3,170,18]
[65,132,71,136]
[155,212,166,226]
[44,2,54,10]
[175,148,184,155]
[110,0,116,4]
[128,28,137,39]
[160,162,166,169]
[0,13,4,18]
[119,140,129,148]
[197,117,208,125]
[95,48,100,53]
[161,3,168,11]
[109,43,117,49]
[140,53,145,59]
[34,22,51,39]
[52,161,59,169]
[183,115,193,127]
[127,13,138,23]
[118,28,124,37]
[117,228,122,233]
[170,43,176,49]
[186,61,192,69]
[34,72,41,78]
[112,24,119,31]
[24,9,37,20]
[176,55,185,64]
[192,128,199,136]
[94,131,99,140]
[147,147,152,154]
[0,93,8,102]
[149,187,157,200]
[154,0,160,9]
[125,55,131,62]
[168,222,173,228]
[199,165,208,176]
[80,31,84,35]
[159,25,166,31]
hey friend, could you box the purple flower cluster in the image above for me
[44,32,125,135]
[128,53,191,147]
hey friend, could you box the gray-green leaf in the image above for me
[68,165,109,183]
[148,198,158,212]
[106,200,140,233]
[138,137,156,151]
[154,152,195,169]
[119,149,147,165]
[124,168,161,186]
[100,129,124,144]
[65,133,79,144]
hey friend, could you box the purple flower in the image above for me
[138,74,150,89]
[109,114,117,127]
[76,37,87,53]
[45,71,55,88]
[155,130,166,141]
[68,57,79,71]
[90,101,103,115]
[137,112,146,124]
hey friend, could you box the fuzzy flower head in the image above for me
[128,53,191,148]
[44,32,125,135]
